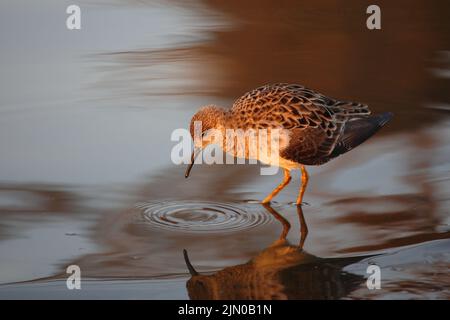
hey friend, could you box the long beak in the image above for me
[185,148,200,178]
[183,249,199,276]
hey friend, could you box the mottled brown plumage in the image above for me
[228,83,390,165]
[186,83,393,204]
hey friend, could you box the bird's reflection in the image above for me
[184,204,372,300]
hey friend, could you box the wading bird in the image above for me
[185,83,392,205]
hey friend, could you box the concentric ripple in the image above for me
[138,200,273,233]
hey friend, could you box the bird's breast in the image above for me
[218,127,298,168]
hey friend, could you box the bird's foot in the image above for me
[290,201,309,207]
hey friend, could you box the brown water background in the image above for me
[0,0,449,299]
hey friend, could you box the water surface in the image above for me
[0,0,449,299]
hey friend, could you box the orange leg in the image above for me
[296,165,309,205]
[262,168,292,204]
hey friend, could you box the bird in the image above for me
[185,83,393,205]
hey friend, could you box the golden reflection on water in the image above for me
[185,240,371,300]
[185,205,371,300]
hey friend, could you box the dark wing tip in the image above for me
[330,111,394,158]
[379,112,394,126]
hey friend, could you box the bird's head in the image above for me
[185,105,226,178]
[189,105,226,143]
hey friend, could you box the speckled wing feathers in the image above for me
[229,84,372,165]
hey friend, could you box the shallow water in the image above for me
[0,0,449,299]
